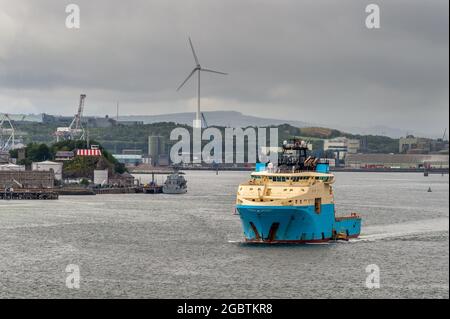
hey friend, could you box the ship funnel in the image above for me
[316,163,330,173]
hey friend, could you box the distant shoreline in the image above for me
[330,168,448,174]
[133,167,449,174]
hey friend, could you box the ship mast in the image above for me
[278,138,318,172]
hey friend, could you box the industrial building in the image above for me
[148,135,161,165]
[112,154,143,166]
[0,171,55,189]
[345,154,449,169]
[323,137,360,159]
[399,135,449,154]
[148,136,169,166]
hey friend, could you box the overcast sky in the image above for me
[0,0,448,136]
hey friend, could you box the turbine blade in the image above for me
[177,68,197,91]
[188,37,199,65]
[200,68,228,75]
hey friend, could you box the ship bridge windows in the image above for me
[266,176,286,182]
[264,175,314,183]
[290,176,310,182]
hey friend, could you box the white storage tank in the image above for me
[32,160,63,180]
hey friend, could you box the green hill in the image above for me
[11,121,399,155]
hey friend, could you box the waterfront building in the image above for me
[142,155,152,165]
[108,172,135,187]
[399,135,431,153]
[399,135,448,154]
[345,154,449,169]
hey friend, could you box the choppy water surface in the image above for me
[0,172,448,298]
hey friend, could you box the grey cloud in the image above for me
[0,0,448,136]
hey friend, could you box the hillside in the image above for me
[11,121,400,155]
[117,111,433,138]
[118,111,311,128]
[7,111,435,138]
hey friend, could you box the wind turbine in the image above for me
[177,37,227,128]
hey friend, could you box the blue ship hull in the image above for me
[236,204,361,243]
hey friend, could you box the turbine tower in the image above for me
[177,37,227,128]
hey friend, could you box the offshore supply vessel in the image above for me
[235,139,361,243]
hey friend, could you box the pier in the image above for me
[128,169,174,175]
[1,189,59,200]
[55,188,95,195]
[54,186,163,195]
[93,187,142,195]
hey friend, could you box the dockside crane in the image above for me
[55,94,87,142]
[0,114,16,152]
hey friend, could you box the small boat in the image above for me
[143,183,163,194]
[163,172,187,194]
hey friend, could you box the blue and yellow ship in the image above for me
[236,139,361,243]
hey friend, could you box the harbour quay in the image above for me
[0,171,58,200]
[0,188,58,200]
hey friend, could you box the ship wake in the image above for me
[228,218,449,245]
[352,217,449,242]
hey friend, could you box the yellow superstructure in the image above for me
[236,171,335,207]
